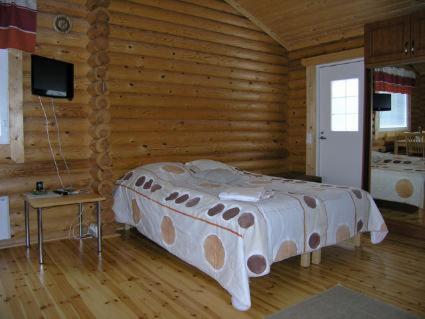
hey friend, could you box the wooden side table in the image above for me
[24,193,106,264]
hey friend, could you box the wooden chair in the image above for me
[404,132,425,157]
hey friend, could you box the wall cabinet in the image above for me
[365,10,425,66]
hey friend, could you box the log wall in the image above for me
[287,36,364,172]
[0,0,95,248]
[108,0,289,178]
[0,0,289,248]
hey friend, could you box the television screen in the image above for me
[373,93,391,111]
[31,55,74,100]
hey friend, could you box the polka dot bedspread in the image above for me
[113,160,388,311]
[371,151,425,209]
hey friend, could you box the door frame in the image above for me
[301,48,365,180]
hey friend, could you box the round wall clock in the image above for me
[53,15,72,33]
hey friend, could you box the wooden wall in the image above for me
[0,0,289,248]
[107,0,289,179]
[0,0,94,248]
[287,36,364,172]
[411,74,425,131]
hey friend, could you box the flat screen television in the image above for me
[373,93,391,111]
[31,55,74,100]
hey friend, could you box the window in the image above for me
[0,49,9,144]
[331,78,359,132]
[378,93,408,130]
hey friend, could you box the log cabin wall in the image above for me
[107,0,289,179]
[0,0,289,249]
[0,0,94,248]
[411,74,425,131]
[287,36,364,172]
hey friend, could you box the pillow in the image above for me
[185,159,232,172]
[196,168,239,184]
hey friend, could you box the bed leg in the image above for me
[300,252,311,268]
[354,233,362,248]
[311,249,321,265]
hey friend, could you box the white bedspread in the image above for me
[371,151,425,208]
[113,161,388,311]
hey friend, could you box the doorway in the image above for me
[317,59,365,187]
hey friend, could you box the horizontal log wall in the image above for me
[0,0,96,248]
[287,36,364,172]
[108,0,289,178]
[0,0,289,249]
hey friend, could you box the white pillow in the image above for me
[196,168,239,184]
[185,159,232,171]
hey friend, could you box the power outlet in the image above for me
[88,223,98,238]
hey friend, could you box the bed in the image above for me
[113,160,388,311]
[371,151,425,210]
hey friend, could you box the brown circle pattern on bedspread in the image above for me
[162,165,185,174]
[208,204,225,216]
[238,213,254,229]
[336,224,350,242]
[395,179,414,198]
[165,192,179,201]
[352,189,362,199]
[131,199,142,224]
[275,240,297,262]
[247,255,267,274]
[135,176,146,187]
[308,232,320,249]
[161,216,175,245]
[303,196,316,209]
[143,179,153,189]
[186,197,200,207]
[175,194,189,204]
[204,235,225,270]
[222,207,240,220]
[123,171,133,180]
[151,184,162,192]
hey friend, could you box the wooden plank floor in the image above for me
[0,231,424,318]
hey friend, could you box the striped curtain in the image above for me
[374,67,416,95]
[0,0,37,52]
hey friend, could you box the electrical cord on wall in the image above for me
[50,98,73,188]
[39,97,65,189]
[40,97,88,240]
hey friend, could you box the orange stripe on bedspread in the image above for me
[116,184,243,238]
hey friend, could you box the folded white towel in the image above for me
[219,186,272,202]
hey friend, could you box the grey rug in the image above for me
[267,285,423,319]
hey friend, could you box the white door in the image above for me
[317,59,364,188]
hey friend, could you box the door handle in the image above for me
[404,41,409,55]
[411,40,415,55]
[320,136,327,140]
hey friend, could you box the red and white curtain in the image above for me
[0,0,37,52]
[374,67,416,95]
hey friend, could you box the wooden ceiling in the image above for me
[224,0,425,51]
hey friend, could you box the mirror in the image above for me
[369,63,425,232]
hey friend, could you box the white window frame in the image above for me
[0,49,9,144]
[377,93,410,132]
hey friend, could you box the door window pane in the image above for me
[379,93,407,130]
[331,78,359,132]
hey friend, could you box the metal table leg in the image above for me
[96,201,102,254]
[24,201,30,248]
[37,208,43,264]
[79,203,83,238]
